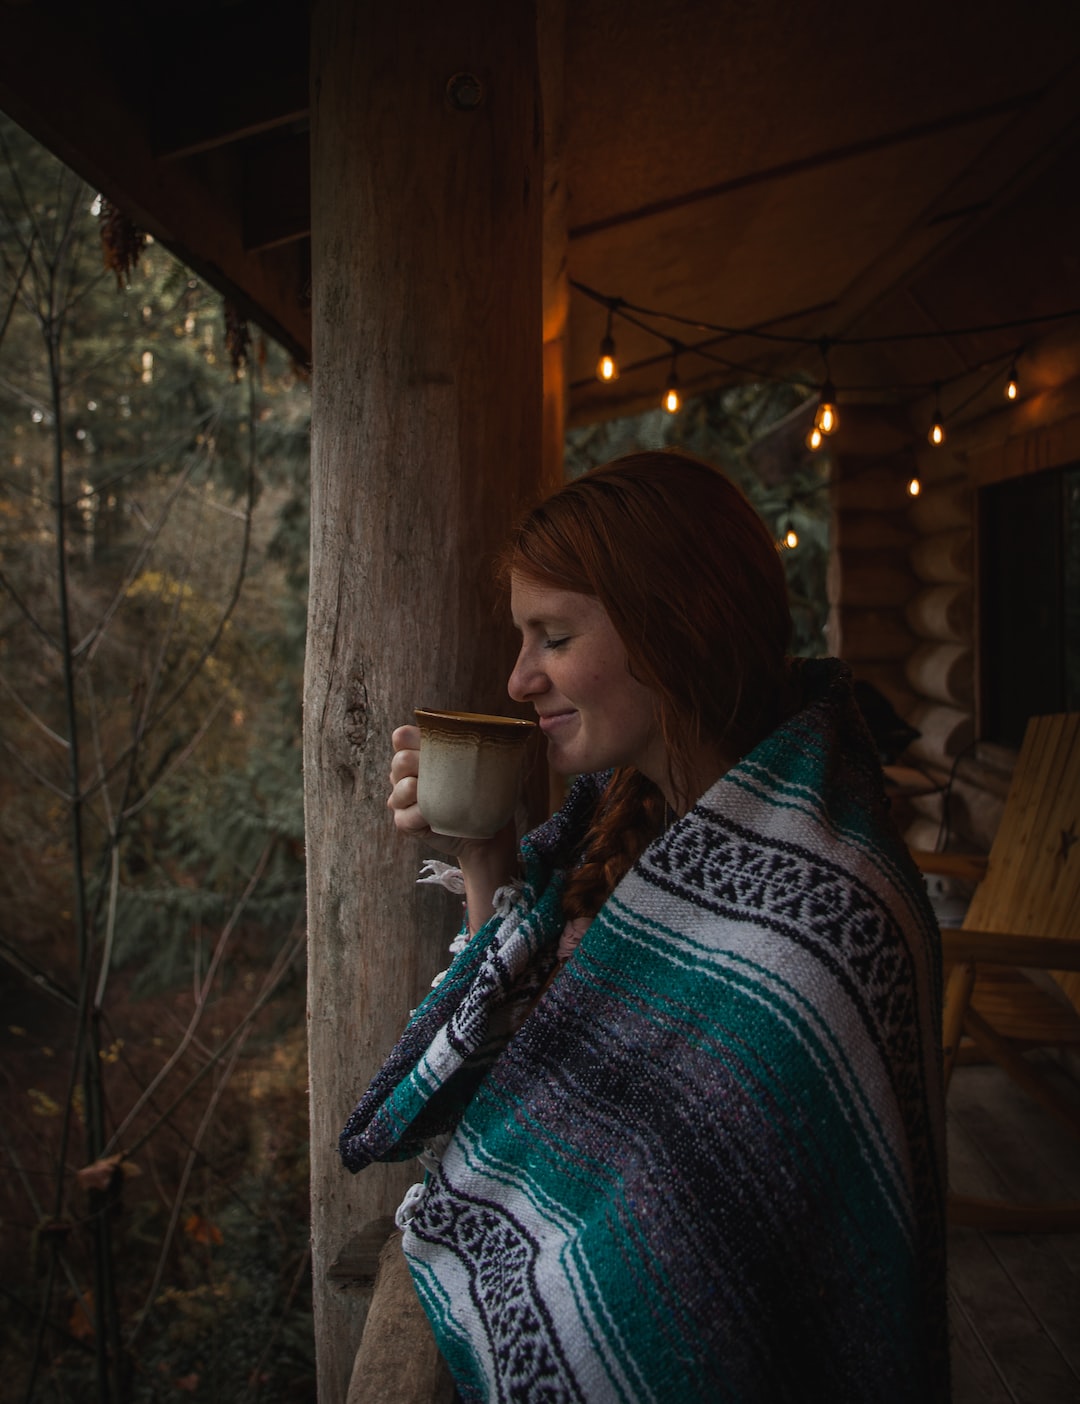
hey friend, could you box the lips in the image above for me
[537,710,577,734]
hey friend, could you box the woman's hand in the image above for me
[388,725,474,858]
[387,725,518,931]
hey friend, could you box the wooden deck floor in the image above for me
[948,1057,1080,1402]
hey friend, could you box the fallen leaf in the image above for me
[183,1214,223,1246]
[68,1289,94,1341]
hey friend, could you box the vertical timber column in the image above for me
[307,3,548,1399]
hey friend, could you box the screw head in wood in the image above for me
[446,73,484,111]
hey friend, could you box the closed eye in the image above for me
[544,637,570,651]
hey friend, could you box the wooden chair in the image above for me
[917,712,1080,1232]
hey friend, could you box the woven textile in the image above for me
[340,660,948,1402]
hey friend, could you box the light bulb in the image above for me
[663,361,681,414]
[783,525,799,550]
[806,425,823,451]
[1005,363,1018,400]
[597,334,618,382]
[907,476,922,497]
[814,379,839,435]
[929,414,945,447]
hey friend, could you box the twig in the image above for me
[0,935,77,1008]
[0,669,71,749]
[242,1245,312,1402]
[119,922,305,1161]
[101,839,276,1155]
[0,563,61,652]
[127,1025,253,1346]
[120,693,228,820]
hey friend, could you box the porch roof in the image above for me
[3,0,1079,431]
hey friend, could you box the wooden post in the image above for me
[306,3,548,1397]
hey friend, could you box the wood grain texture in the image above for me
[306,3,548,1396]
[948,1064,1080,1403]
[345,1234,455,1404]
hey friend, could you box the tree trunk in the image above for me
[306,3,548,1397]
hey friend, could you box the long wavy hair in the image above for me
[501,450,794,918]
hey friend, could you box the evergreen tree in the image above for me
[0,112,314,1401]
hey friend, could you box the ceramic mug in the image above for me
[414,708,536,839]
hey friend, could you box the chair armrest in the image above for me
[941,928,1080,971]
[911,849,988,883]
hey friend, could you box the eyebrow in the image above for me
[512,613,574,632]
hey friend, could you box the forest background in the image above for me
[0,115,827,1402]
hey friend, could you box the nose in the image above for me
[507,643,548,703]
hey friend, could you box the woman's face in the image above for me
[508,576,667,787]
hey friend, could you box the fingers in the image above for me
[391,724,421,752]
[387,725,427,834]
[389,745,419,786]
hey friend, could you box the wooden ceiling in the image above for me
[4,0,1080,431]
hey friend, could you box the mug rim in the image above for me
[415,707,536,735]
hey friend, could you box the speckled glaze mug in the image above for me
[414,709,536,840]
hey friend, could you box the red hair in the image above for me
[502,450,795,917]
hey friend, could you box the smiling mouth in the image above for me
[537,710,577,734]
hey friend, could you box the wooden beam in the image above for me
[149,1,309,160]
[567,92,1035,242]
[0,2,311,362]
[243,129,311,251]
[305,3,550,1398]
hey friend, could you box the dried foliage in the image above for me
[99,199,147,289]
[224,302,251,372]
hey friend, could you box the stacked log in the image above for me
[827,454,919,715]
[903,478,974,773]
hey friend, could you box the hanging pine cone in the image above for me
[99,199,146,288]
[224,301,251,372]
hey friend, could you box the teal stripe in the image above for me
[597,897,913,1225]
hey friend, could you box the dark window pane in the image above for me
[980,466,1072,748]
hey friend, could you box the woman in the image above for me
[340,452,947,1402]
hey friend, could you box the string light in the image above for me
[928,412,946,446]
[907,476,922,497]
[596,303,619,382]
[1005,360,1019,400]
[571,278,1076,419]
[783,521,799,550]
[662,350,681,413]
[814,378,839,435]
[806,425,823,451]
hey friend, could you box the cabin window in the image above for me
[979,462,1080,748]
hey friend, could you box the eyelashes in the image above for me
[544,637,570,651]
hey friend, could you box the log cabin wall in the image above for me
[825,407,921,732]
[899,448,1009,855]
[828,338,1080,860]
[825,407,1005,855]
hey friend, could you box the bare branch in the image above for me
[120,692,228,820]
[101,839,276,1156]
[0,670,70,749]
[127,1025,252,1346]
[0,935,77,1009]
[117,920,306,1162]
[0,563,61,651]
[0,734,69,798]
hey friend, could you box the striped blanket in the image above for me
[340,660,948,1402]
